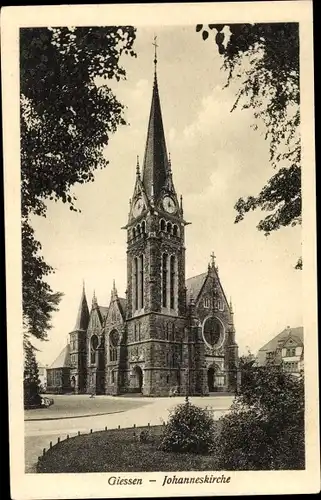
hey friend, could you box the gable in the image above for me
[88,308,104,330]
[283,335,302,349]
[197,273,229,312]
[106,296,126,326]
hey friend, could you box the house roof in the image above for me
[185,272,207,302]
[259,327,304,353]
[49,344,71,369]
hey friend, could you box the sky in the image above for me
[30,25,302,366]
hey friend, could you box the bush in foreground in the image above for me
[215,363,305,470]
[159,400,217,454]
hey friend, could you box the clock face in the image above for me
[133,197,144,217]
[162,196,176,214]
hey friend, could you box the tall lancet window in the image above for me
[140,254,144,309]
[133,257,138,311]
[162,253,168,308]
[170,255,176,309]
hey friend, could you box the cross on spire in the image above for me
[152,35,158,69]
[210,251,216,267]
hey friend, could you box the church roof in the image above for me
[185,272,207,302]
[99,306,109,318]
[259,327,304,353]
[142,70,170,201]
[49,344,71,369]
[118,297,127,315]
[73,284,89,331]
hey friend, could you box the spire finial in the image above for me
[180,194,183,213]
[152,35,158,73]
[168,152,172,172]
[82,279,85,294]
[92,289,98,308]
[210,251,216,268]
[136,155,140,177]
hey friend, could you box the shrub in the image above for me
[159,400,216,454]
[215,363,305,470]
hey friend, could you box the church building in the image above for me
[47,51,239,396]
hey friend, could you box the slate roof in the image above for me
[185,272,207,302]
[49,344,71,369]
[118,297,127,316]
[142,72,170,200]
[259,327,304,353]
[74,286,89,331]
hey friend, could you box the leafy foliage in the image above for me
[196,23,301,266]
[159,401,217,454]
[215,362,305,470]
[20,27,136,344]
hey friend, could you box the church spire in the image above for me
[142,37,170,201]
[73,281,89,330]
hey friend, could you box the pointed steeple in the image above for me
[92,290,98,309]
[111,279,118,300]
[142,38,170,201]
[74,281,89,331]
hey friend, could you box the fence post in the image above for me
[57,437,60,443]
[49,441,52,448]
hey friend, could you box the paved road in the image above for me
[25,394,234,473]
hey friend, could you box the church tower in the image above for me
[124,41,189,395]
[69,282,89,393]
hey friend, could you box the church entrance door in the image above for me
[207,366,215,392]
[133,366,143,392]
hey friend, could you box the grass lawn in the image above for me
[37,424,222,473]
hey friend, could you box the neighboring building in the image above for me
[257,326,304,376]
[47,344,71,393]
[49,54,239,396]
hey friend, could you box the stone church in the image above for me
[47,55,239,396]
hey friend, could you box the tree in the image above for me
[215,362,305,470]
[21,27,136,343]
[23,340,41,407]
[196,23,301,268]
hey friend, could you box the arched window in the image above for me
[134,257,138,310]
[134,323,137,341]
[162,253,168,307]
[204,297,210,308]
[90,335,98,364]
[109,330,119,362]
[141,220,146,234]
[166,222,172,233]
[137,224,141,235]
[170,255,176,309]
[132,227,136,239]
[173,225,178,237]
[166,323,169,340]
[140,255,144,309]
[160,219,166,231]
